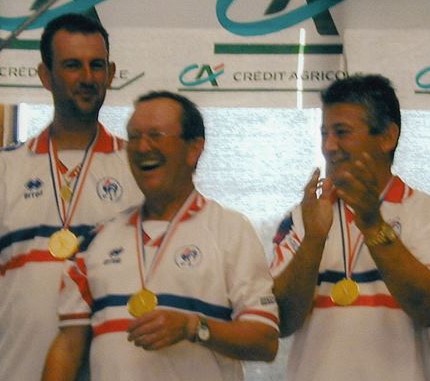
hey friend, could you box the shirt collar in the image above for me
[127,190,205,226]
[27,123,125,154]
[384,176,414,203]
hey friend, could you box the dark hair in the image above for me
[40,13,110,69]
[321,74,401,158]
[321,74,401,134]
[134,91,205,140]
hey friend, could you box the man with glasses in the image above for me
[42,91,279,381]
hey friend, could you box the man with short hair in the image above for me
[0,13,141,380]
[271,74,430,381]
[42,91,279,381]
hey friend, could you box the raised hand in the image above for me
[302,168,335,240]
[332,152,383,230]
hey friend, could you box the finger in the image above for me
[319,177,335,200]
[131,331,159,348]
[127,321,157,341]
[349,152,376,183]
[127,310,158,333]
[304,168,321,197]
[345,156,378,195]
[131,329,179,351]
[334,171,363,200]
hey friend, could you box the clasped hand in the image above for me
[127,309,192,351]
[303,152,383,238]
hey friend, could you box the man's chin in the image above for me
[74,104,100,119]
[75,97,102,112]
[77,111,98,122]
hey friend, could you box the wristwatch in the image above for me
[365,222,397,248]
[195,316,210,342]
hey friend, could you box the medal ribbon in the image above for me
[134,190,205,288]
[61,162,83,190]
[48,128,99,230]
[338,176,395,278]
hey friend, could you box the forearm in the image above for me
[273,236,326,336]
[193,318,279,362]
[366,235,430,326]
[42,325,90,381]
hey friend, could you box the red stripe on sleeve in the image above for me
[93,319,133,337]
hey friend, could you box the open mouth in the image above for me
[137,158,163,171]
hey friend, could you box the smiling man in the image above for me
[271,74,430,381]
[0,13,142,381]
[42,91,279,381]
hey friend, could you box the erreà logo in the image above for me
[216,0,346,36]
[179,64,225,87]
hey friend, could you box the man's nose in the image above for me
[80,65,96,82]
[135,134,153,152]
[322,132,339,152]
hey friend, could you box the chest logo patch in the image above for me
[103,247,123,265]
[175,245,202,269]
[96,177,123,202]
[24,178,43,199]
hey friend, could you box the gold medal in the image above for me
[127,288,158,317]
[48,229,79,259]
[60,184,73,202]
[330,278,360,306]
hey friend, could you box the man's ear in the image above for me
[107,61,116,88]
[187,137,205,168]
[378,122,400,154]
[37,63,52,91]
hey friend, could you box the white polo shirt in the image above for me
[60,192,279,381]
[271,177,430,381]
[0,125,142,381]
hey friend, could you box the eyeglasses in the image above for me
[128,130,183,144]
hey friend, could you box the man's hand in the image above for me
[332,152,383,230]
[302,168,334,240]
[127,310,195,350]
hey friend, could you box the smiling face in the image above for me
[126,98,204,202]
[38,29,115,122]
[322,103,383,182]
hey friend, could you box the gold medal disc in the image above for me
[330,278,360,306]
[48,229,79,259]
[127,288,158,317]
[60,185,73,202]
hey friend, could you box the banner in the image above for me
[343,29,430,110]
[0,0,429,108]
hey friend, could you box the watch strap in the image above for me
[365,222,397,248]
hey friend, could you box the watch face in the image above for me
[198,322,210,341]
[366,223,397,247]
